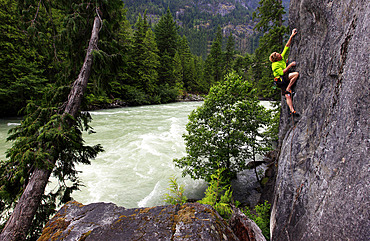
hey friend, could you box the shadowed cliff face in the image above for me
[272,0,369,240]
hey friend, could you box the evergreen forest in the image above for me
[0,0,289,118]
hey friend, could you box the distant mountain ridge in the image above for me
[122,0,290,57]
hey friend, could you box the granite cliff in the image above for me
[271,0,369,240]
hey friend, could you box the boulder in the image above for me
[271,0,369,240]
[230,208,267,241]
[38,201,240,241]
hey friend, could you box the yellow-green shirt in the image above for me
[271,46,290,77]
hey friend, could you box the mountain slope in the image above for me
[122,0,289,57]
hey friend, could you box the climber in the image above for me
[270,28,300,117]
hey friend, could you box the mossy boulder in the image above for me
[39,201,244,241]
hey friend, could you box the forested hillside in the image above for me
[123,0,289,57]
[0,0,289,118]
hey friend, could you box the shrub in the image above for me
[242,200,271,240]
[198,169,234,219]
[163,176,187,205]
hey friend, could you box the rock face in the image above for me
[39,201,267,241]
[271,0,369,240]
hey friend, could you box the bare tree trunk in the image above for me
[0,16,101,241]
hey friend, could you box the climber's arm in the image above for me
[286,29,297,47]
[283,61,296,74]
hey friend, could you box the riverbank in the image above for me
[85,93,205,111]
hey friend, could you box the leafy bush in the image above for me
[174,71,271,182]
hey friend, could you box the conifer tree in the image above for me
[154,8,179,86]
[205,25,224,86]
[0,0,127,239]
[173,51,184,92]
[253,0,287,52]
[142,28,160,96]
[224,32,236,76]
[178,36,196,92]
[0,0,47,117]
[252,0,288,100]
[131,12,150,90]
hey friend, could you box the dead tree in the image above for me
[0,15,101,241]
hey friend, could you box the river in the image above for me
[0,101,272,208]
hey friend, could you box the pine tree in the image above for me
[173,51,184,92]
[142,28,160,96]
[131,12,150,89]
[205,25,224,86]
[253,0,287,52]
[0,0,127,239]
[224,33,236,76]
[0,15,103,241]
[178,36,196,92]
[0,0,47,117]
[252,0,288,100]
[154,8,179,86]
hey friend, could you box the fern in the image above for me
[198,169,234,219]
[163,176,187,205]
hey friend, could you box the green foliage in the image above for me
[174,72,271,182]
[0,0,48,117]
[198,169,234,219]
[129,12,160,96]
[251,0,289,100]
[0,103,103,238]
[224,33,236,76]
[0,0,291,116]
[205,25,224,85]
[243,200,271,240]
[157,84,179,104]
[264,101,281,146]
[163,176,187,205]
[155,8,179,86]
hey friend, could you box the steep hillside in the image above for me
[271,0,369,240]
[122,0,289,57]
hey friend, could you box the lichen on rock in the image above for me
[39,202,244,241]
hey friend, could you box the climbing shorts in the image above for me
[274,73,289,87]
[274,72,290,95]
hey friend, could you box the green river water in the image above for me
[0,101,272,208]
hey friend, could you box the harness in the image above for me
[274,76,284,88]
[274,76,292,96]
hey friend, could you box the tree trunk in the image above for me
[0,16,101,241]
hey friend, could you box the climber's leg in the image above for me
[285,93,295,113]
[286,72,299,92]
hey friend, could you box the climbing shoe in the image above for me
[290,111,300,117]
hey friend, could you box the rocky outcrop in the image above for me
[230,208,266,241]
[272,0,369,240]
[39,201,264,241]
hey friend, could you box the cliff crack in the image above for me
[339,15,358,75]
